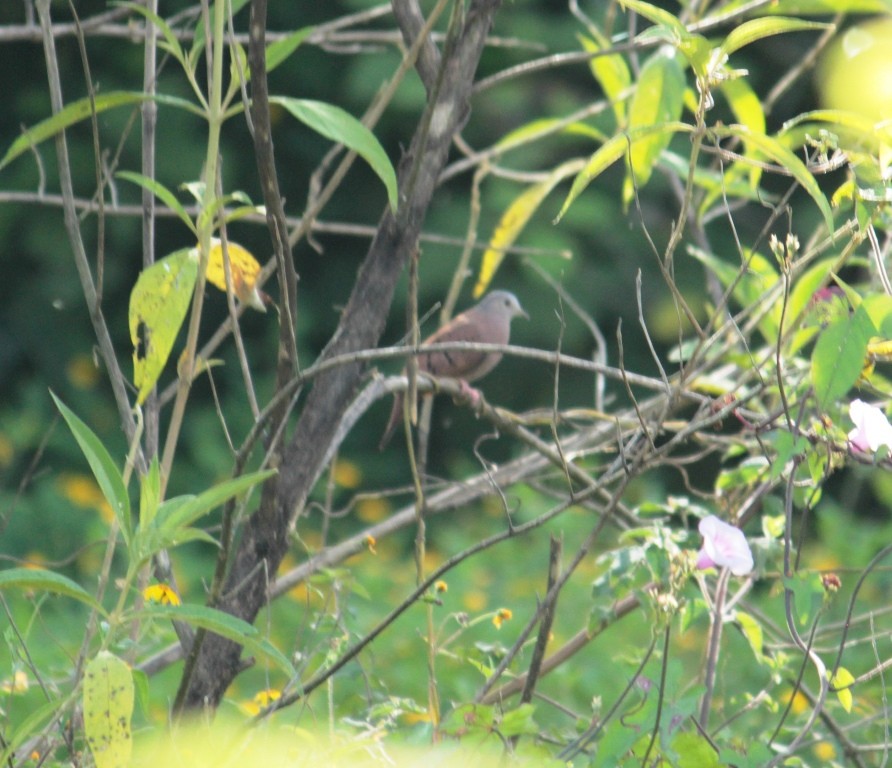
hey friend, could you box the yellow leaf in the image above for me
[129,248,199,405]
[828,667,855,713]
[83,651,134,768]
[474,160,580,298]
[867,338,892,359]
[205,238,267,312]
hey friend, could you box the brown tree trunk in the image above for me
[177,0,503,711]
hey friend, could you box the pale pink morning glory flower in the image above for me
[848,399,892,453]
[696,515,754,576]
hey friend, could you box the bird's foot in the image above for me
[457,380,483,410]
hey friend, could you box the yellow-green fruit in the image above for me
[817,19,892,123]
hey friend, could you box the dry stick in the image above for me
[519,535,562,706]
[66,1,105,300]
[247,0,298,382]
[482,588,648,705]
[35,0,139,451]
[698,567,730,729]
[159,0,228,493]
[641,625,673,767]
[506,534,562,750]
[525,260,607,412]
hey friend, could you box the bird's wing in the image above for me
[419,314,490,379]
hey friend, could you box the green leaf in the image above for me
[672,731,722,767]
[271,97,398,213]
[119,2,186,68]
[142,603,296,676]
[719,78,766,191]
[769,430,810,480]
[0,567,102,611]
[134,469,275,561]
[555,121,692,222]
[83,652,134,768]
[1,92,142,171]
[139,456,162,530]
[811,303,875,407]
[717,0,886,13]
[0,91,201,171]
[0,698,63,767]
[117,171,195,234]
[624,48,686,203]
[735,610,764,660]
[784,572,825,626]
[715,124,835,233]
[494,117,606,151]
[580,33,631,127]
[154,469,276,534]
[129,247,200,405]
[720,18,831,58]
[51,393,131,545]
[499,704,539,737]
[618,0,690,43]
[266,27,315,74]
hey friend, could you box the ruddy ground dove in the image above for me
[379,290,528,449]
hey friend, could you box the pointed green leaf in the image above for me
[618,0,689,42]
[0,91,202,171]
[117,171,195,234]
[580,33,631,127]
[139,456,162,530]
[555,121,692,222]
[624,48,685,202]
[120,2,186,67]
[83,652,134,768]
[811,303,875,407]
[142,603,296,676]
[720,78,765,188]
[266,27,315,74]
[129,248,200,405]
[154,469,276,534]
[717,124,835,233]
[51,393,131,545]
[494,118,606,152]
[1,92,143,171]
[271,97,398,213]
[720,17,831,57]
[0,567,102,611]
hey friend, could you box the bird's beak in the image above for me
[518,307,529,320]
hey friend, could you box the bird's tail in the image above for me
[378,392,403,450]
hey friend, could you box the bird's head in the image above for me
[482,290,529,321]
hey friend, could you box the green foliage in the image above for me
[7,0,892,765]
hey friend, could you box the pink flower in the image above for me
[848,399,892,453]
[696,516,754,576]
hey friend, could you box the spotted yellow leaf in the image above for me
[83,651,134,768]
[205,238,267,312]
[129,248,199,405]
